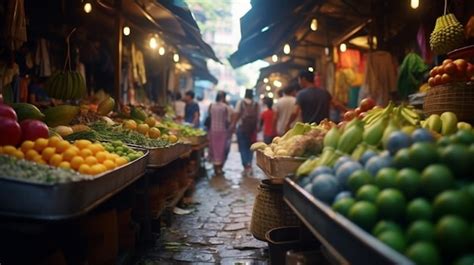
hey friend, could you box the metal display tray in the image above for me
[283,177,414,265]
[256,150,306,178]
[0,151,149,220]
[145,143,192,168]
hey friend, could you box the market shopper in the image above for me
[174,92,185,122]
[260,97,276,144]
[183,90,200,128]
[232,89,259,176]
[207,91,232,175]
[273,86,296,136]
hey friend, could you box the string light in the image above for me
[310,18,318,31]
[158,47,165,55]
[173,53,180,63]
[268,92,274,98]
[260,94,265,99]
[339,43,347,52]
[273,80,282,87]
[149,37,158,49]
[308,67,314,72]
[266,85,271,91]
[324,47,330,55]
[263,78,269,83]
[410,0,419,9]
[283,44,291,54]
[84,2,92,13]
[271,54,278,62]
[123,26,130,36]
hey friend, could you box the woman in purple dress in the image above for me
[208,91,232,176]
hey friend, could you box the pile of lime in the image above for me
[102,140,144,162]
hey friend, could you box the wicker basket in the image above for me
[423,82,474,123]
[250,179,299,241]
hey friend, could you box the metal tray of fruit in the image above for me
[145,143,192,168]
[256,150,305,178]
[283,177,414,265]
[0,151,148,220]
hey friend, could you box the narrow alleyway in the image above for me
[137,144,269,264]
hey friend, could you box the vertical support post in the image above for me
[114,0,123,106]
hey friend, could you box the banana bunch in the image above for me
[363,102,421,127]
[45,71,86,100]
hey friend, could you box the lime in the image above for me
[451,129,474,145]
[332,197,355,217]
[375,168,398,189]
[376,189,406,221]
[433,190,473,219]
[453,254,474,265]
[409,142,439,171]
[440,144,471,178]
[464,183,474,200]
[406,220,435,243]
[406,198,432,222]
[421,164,454,198]
[377,230,406,253]
[435,215,470,255]
[405,242,441,265]
[348,169,373,193]
[348,201,378,231]
[356,184,380,203]
[396,168,421,198]
[437,136,451,147]
[392,148,412,169]
[372,220,403,237]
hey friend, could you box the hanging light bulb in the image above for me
[283,43,291,54]
[149,37,158,49]
[173,53,180,63]
[324,47,330,55]
[310,18,318,31]
[273,80,282,88]
[410,0,419,9]
[339,43,347,52]
[158,47,165,55]
[263,78,269,83]
[265,85,271,91]
[268,92,274,98]
[260,94,265,99]
[308,67,314,72]
[271,54,278,62]
[84,2,92,13]
[123,26,130,36]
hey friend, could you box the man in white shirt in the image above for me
[174,92,185,122]
[273,86,296,136]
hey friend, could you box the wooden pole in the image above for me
[114,0,123,106]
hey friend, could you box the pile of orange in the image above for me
[0,137,129,175]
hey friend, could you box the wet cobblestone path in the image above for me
[137,145,269,264]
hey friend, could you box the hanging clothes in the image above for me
[323,60,335,95]
[360,51,398,106]
[417,26,432,62]
[334,68,356,104]
[397,52,428,100]
[338,49,361,69]
[35,38,52,77]
[4,0,27,50]
[131,43,147,85]
[0,62,20,92]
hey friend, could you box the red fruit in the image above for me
[19,119,49,142]
[466,63,474,78]
[441,73,452,84]
[442,59,453,65]
[0,118,21,146]
[429,68,436,77]
[428,77,435,86]
[443,63,456,75]
[344,110,357,121]
[360,97,376,112]
[434,74,442,86]
[355,107,362,115]
[337,121,347,129]
[0,104,17,120]
[454,59,468,73]
[358,112,367,119]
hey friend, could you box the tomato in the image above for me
[360,97,376,112]
[434,74,442,86]
[20,119,49,142]
[441,73,452,84]
[355,107,362,115]
[443,63,456,75]
[358,112,367,119]
[0,104,17,120]
[0,118,21,146]
[454,59,468,73]
[428,77,435,86]
[344,110,357,121]
[442,59,453,65]
[466,63,474,78]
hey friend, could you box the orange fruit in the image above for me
[25,149,39,160]
[41,147,56,161]
[90,164,106,175]
[95,151,107,163]
[48,136,62,148]
[85,156,98,166]
[34,138,49,152]
[70,156,84,170]
[20,140,35,152]
[78,164,91,175]
[49,154,63,167]
[137,123,150,135]
[3,145,17,156]
[148,127,161,139]
[74,139,92,149]
[33,155,46,165]
[168,134,178,143]
[79,148,93,158]
[58,161,71,169]
[123,120,137,130]
[63,148,78,161]
[88,143,102,154]
[56,140,71,153]
[115,157,128,167]
[13,150,24,159]
[103,159,116,170]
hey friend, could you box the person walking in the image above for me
[260,97,276,144]
[183,90,200,128]
[273,86,296,136]
[232,89,259,176]
[173,92,185,122]
[207,91,232,176]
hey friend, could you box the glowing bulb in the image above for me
[260,94,264,99]
[410,0,419,9]
[283,44,291,54]
[263,78,269,83]
[268,92,274,98]
[310,18,318,31]
[308,67,314,72]
[149,37,158,49]
[123,26,130,36]
[324,47,330,55]
[173,53,180,63]
[339,43,347,52]
[266,85,271,91]
[158,47,165,55]
[271,54,278,62]
[273,80,282,88]
[84,2,92,13]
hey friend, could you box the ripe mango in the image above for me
[440,112,458,135]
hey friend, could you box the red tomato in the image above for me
[442,59,453,65]
[428,77,435,86]
[343,110,357,121]
[0,104,17,120]
[0,118,21,146]
[454,59,468,73]
[337,121,347,129]
[441,73,451,84]
[20,119,49,142]
[434,74,442,86]
[466,63,474,78]
[360,97,376,112]
[355,107,362,115]
[443,63,456,75]
[358,112,367,119]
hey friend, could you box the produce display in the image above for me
[102,140,144,162]
[45,71,87,100]
[158,120,206,137]
[292,100,474,265]
[428,58,474,86]
[429,13,465,55]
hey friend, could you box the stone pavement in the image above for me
[136,144,269,265]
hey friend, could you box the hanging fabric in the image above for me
[397,52,428,100]
[131,43,147,85]
[334,68,356,104]
[4,0,27,50]
[35,38,52,77]
[417,26,432,62]
[360,51,397,106]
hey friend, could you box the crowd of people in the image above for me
[175,70,345,177]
